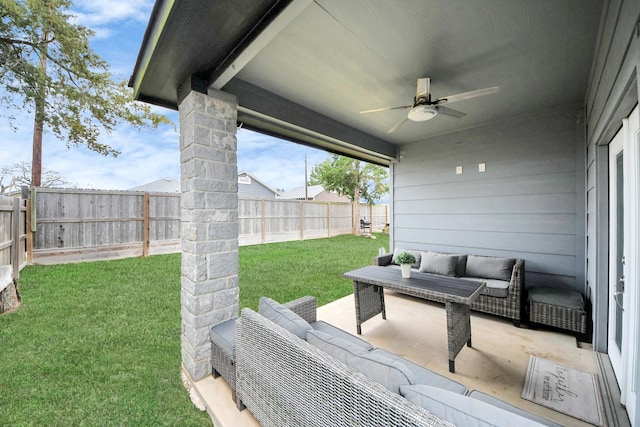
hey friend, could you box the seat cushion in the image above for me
[346,349,415,394]
[371,349,467,395]
[258,297,313,339]
[462,277,510,298]
[465,255,516,281]
[400,385,543,427]
[468,390,563,426]
[306,330,370,364]
[310,320,373,350]
[419,252,458,277]
[529,287,585,311]
[209,317,237,358]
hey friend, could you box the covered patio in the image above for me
[190,293,596,426]
[130,0,640,425]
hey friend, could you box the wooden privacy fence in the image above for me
[32,188,181,264]
[30,187,388,264]
[0,194,27,313]
[0,195,28,277]
[238,199,388,245]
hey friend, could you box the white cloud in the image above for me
[72,0,153,26]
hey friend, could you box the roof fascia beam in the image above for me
[209,0,313,91]
[222,79,396,164]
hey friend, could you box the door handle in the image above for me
[614,275,625,310]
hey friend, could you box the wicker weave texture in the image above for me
[374,253,525,322]
[530,301,587,333]
[236,308,453,427]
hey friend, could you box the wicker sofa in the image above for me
[375,249,525,326]
[219,296,559,427]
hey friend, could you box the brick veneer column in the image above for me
[179,89,239,380]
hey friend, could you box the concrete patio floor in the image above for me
[191,292,598,427]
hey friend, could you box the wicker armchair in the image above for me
[210,296,316,410]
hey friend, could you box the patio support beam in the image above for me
[178,86,239,380]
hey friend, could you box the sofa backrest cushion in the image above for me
[391,248,422,269]
[306,329,371,364]
[259,297,313,340]
[465,255,516,281]
[419,252,459,277]
[400,385,543,427]
[346,349,415,394]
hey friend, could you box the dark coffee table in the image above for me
[343,265,486,373]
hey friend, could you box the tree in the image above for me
[1,161,68,193]
[0,0,170,186]
[309,155,388,231]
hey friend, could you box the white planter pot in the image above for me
[400,263,412,278]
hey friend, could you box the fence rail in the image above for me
[30,188,388,265]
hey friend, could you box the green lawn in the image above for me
[0,233,388,426]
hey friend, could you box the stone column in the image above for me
[179,89,239,380]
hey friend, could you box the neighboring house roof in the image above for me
[129,177,180,193]
[280,185,349,202]
[130,173,281,198]
[238,171,281,199]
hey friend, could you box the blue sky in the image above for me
[1,0,328,192]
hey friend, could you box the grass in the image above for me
[0,233,388,426]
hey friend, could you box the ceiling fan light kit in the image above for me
[408,105,438,122]
[360,77,500,133]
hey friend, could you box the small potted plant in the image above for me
[396,252,416,278]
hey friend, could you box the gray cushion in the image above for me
[306,330,369,364]
[258,297,313,339]
[454,254,468,276]
[310,320,373,350]
[465,255,516,281]
[400,385,543,427]
[391,248,422,269]
[209,318,237,358]
[462,277,510,298]
[419,252,458,276]
[371,349,467,394]
[468,390,563,426]
[529,287,585,311]
[346,349,415,394]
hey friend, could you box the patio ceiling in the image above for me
[131,0,604,165]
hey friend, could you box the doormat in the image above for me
[522,356,606,426]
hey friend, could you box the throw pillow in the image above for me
[465,255,516,281]
[400,385,542,427]
[258,297,313,340]
[346,350,415,394]
[418,252,458,276]
[306,330,369,364]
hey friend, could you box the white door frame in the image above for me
[609,105,639,423]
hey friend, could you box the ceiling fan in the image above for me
[360,78,500,133]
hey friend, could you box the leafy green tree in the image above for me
[309,154,388,231]
[0,0,170,186]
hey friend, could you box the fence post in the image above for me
[299,201,304,241]
[142,193,150,257]
[261,199,265,244]
[327,203,332,237]
[25,197,32,263]
[11,198,20,279]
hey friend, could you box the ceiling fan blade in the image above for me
[360,105,412,114]
[416,77,430,99]
[436,86,500,105]
[435,105,466,118]
[388,117,409,133]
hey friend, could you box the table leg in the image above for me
[449,360,455,373]
[445,301,472,373]
[353,281,385,335]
